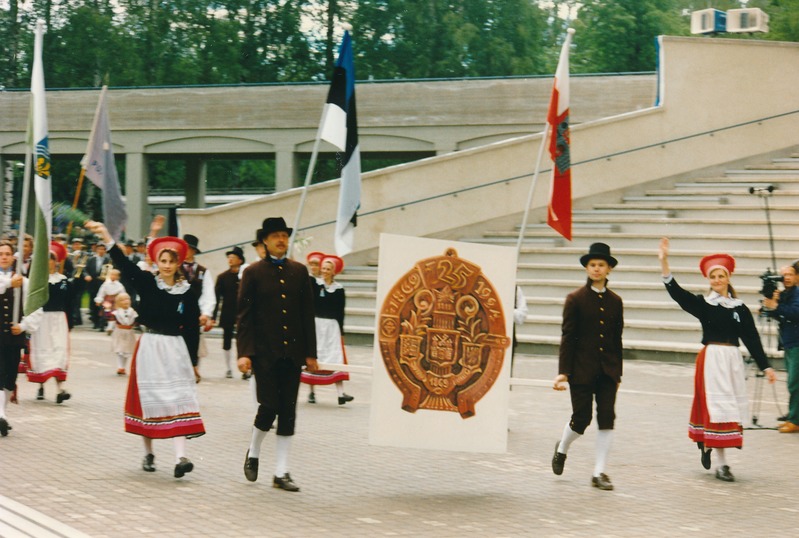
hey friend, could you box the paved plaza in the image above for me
[1,328,798,537]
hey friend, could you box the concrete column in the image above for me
[185,158,207,208]
[275,148,297,192]
[125,152,149,240]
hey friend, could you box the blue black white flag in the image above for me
[320,30,361,257]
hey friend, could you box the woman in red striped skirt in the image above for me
[87,218,204,479]
[659,237,776,482]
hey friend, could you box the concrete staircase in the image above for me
[340,153,799,362]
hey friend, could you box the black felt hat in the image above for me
[259,217,293,238]
[182,234,201,253]
[579,242,618,268]
[226,245,245,263]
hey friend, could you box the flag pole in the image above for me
[65,168,86,237]
[14,103,34,321]
[288,109,327,259]
[515,123,550,261]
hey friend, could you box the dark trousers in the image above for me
[252,355,302,436]
[568,374,618,434]
[0,344,22,391]
[87,282,103,327]
[221,326,235,351]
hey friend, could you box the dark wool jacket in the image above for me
[237,258,316,368]
[559,280,624,384]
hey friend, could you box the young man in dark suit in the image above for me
[551,243,623,491]
[84,242,111,330]
[237,217,318,492]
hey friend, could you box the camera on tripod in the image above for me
[759,269,783,298]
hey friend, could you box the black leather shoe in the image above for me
[778,414,788,422]
[338,394,354,405]
[56,391,71,404]
[715,465,735,482]
[174,457,194,478]
[0,418,8,437]
[551,441,567,475]
[244,451,259,482]
[591,473,614,490]
[701,447,712,470]
[142,453,156,472]
[308,392,316,404]
[273,473,300,492]
[36,387,44,400]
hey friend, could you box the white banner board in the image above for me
[369,234,517,453]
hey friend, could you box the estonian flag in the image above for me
[320,30,361,257]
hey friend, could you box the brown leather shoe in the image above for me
[273,473,300,492]
[591,473,614,491]
[779,422,799,433]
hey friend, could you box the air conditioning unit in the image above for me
[690,9,726,35]
[726,8,769,33]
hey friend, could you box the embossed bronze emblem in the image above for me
[378,248,510,418]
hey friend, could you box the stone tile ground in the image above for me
[1,328,797,537]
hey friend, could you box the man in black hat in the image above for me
[84,242,112,330]
[214,246,245,379]
[551,242,624,491]
[237,216,318,492]
[181,234,216,373]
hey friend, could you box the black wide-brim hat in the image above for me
[225,245,245,263]
[182,234,201,253]
[579,242,618,268]
[259,217,293,238]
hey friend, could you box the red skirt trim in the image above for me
[26,369,68,383]
[301,338,350,385]
[688,346,743,448]
[123,341,205,439]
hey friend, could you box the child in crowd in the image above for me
[109,293,138,375]
[95,268,125,332]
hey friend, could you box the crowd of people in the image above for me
[0,223,796,493]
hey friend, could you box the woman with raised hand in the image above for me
[85,217,204,479]
[659,237,776,483]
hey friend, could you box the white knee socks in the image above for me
[716,447,727,468]
[275,435,292,477]
[0,388,9,418]
[116,352,127,370]
[558,423,582,454]
[173,436,187,462]
[223,348,232,372]
[143,437,153,456]
[335,381,344,397]
[248,427,267,459]
[594,429,614,477]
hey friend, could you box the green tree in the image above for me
[572,0,688,73]
[351,0,548,79]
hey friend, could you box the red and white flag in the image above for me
[546,29,574,241]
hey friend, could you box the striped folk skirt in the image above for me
[688,345,749,448]
[124,333,205,439]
